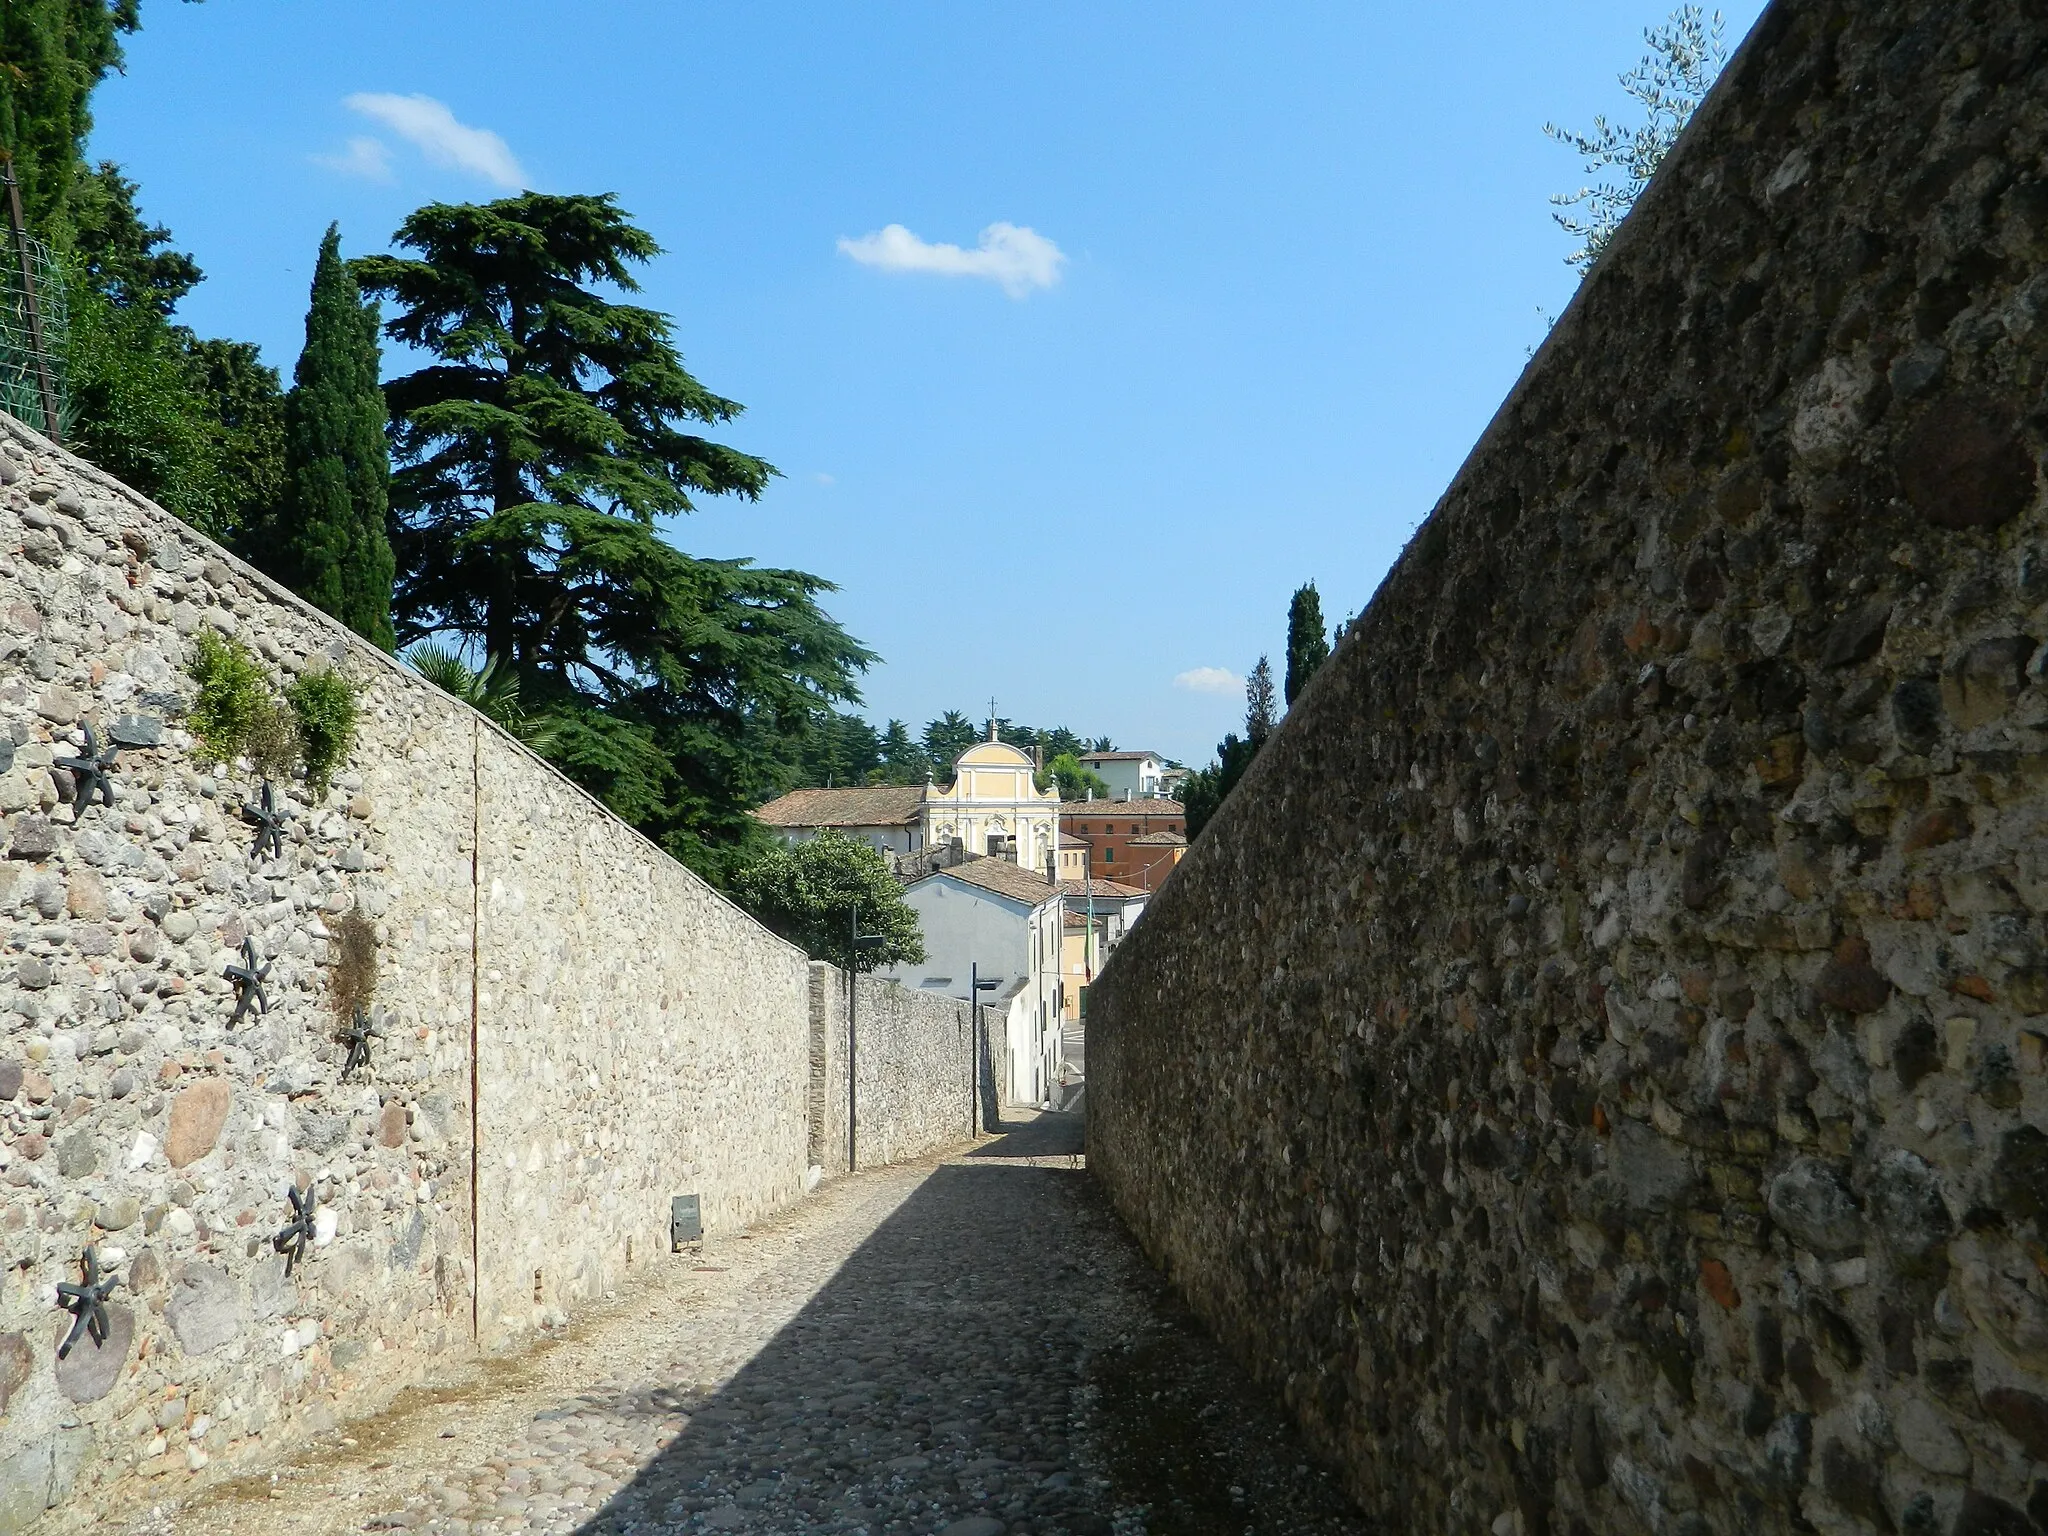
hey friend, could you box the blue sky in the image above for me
[91,1,1766,766]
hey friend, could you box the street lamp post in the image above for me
[847,907,887,1171]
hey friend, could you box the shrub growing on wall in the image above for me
[286,669,358,793]
[185,630,277,768]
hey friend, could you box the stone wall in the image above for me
[0,414,972,1531]
[808,964,976,1174]
[472,734,814,1346]
[1089,3,2048,1533]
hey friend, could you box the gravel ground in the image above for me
[111,1112,1367,1536]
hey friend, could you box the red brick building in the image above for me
[1058,798,1186,891]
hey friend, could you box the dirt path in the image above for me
[110,1113,1366,1536]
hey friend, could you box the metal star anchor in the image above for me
[273,1182,317,1276]
[54,723,118,810]
[56,1247,121,1359]
[338,1005,379,1082]
[224,938,272,1025]
[241,778,291,860]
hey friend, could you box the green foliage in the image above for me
[405,642,560,754]
[1245,656,1276,744]
[64,284,285,543]
[1183,647,1283,838]
[879,719,930,784]
[1039,752,1109,802]
[733,830,927,973]
[794,711,884,787]
[241,696,301,783]
[0,0,138,239]
[285,668,358,792]
[920,710,979,768]
[273,225,394,649]
[184,629,276,768]
[1546,5,1728,273]
[358,192,875,883]
[1181,732,1260,841]
[773,711,1113,794]
[3,5,281,545]
[187,337,285,535]
[1284,582,1330,707]
[67,161,199,315]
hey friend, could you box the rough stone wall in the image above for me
[0,416,978,1531]
[809,961,844,1173]
[1089,4,2048,1533]
[808,966,975,1173]
[0,419,476,1531]
[474,735,812,1345]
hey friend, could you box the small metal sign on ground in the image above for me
[670,1194,702,1250]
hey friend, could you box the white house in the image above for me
[1077,749,1187,802]
[754,732,1063,878]
[880,857,1066,1109]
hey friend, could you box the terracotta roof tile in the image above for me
[926,856,1060,905]
[752,785,926,828]
[1127,830,1187,845]
[1058,878,1147,899]
[1078,750,1162,763]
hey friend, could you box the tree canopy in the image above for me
[0,0,138,238]
[271,225,393,649]
[1284,582,1330,707]
[1545,5,1728,273]
[357,191,876,882]
[2,1,285,542]
[1040,752,1109,802]
[733,830,927,973]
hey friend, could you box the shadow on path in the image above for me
[567,1112,1366,1535]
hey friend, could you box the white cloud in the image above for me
[313,136,394,182]
[812,472,836,486]
[1174,667,1241,697]
[837,221,1065,298]
[342,92,526,189]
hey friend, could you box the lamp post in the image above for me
[847,907,887,1171]
[968,963,1001,1133]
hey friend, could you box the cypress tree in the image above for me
[278,225,394,650]
[1284,581,1330,707]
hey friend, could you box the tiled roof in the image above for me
[1127,831,1187,845]
[929,856,1060,906]
[753,785,925,828]
[1059,878,1147,899]
[1077,750,1161,763]
[1058,798,1184,816]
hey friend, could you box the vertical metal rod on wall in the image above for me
[468,720,482,1343]
[1,155,60,443]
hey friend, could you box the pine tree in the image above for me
[357,192,872,881]
[921,711,980,770]
[1284,582,1330,707]
[1245,656,1277,744]
[275,225,394,649]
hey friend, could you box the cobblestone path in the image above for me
[123,1113,1366,1536]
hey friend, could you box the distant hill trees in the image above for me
[775,710,1119,793]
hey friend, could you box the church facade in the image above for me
[752,731,1063,878]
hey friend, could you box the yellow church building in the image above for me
[752,728,1063,878]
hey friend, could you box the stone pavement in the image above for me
[111,1112,1366,1536]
